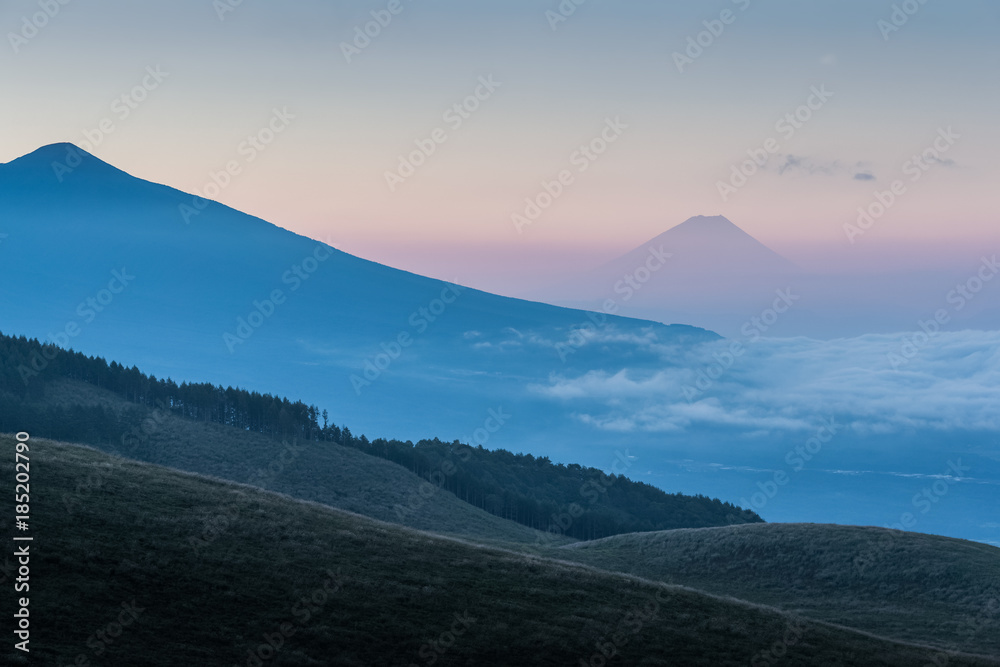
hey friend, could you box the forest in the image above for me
[0,331,762,538]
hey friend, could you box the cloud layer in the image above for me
[528,329,1000,435]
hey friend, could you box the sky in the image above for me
[2,0,998,294]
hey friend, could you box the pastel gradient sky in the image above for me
[3,0,998,292]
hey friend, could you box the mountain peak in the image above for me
[32,141,90,155]
[670,215,743,233]
[4,142,93,165]
[657,215,785,252]
[599,214,796,275]
[1,142,133,188]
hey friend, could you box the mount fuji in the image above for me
[523,215,801,337]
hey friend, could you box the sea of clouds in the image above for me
[527,328,1000,437]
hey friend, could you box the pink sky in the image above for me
[2,0,996,295]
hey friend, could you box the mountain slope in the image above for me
[0,143,716,455]
[558,523,1000,657]
[7,436,998,666]
[42,379,564,546]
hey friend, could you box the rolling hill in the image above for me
[558,523,1000,657]
[6,435,998,666]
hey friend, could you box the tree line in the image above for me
[0,331,762,538]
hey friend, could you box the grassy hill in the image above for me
[557,523,1000,657]
[5,435,998,666]
[36,378,562,547]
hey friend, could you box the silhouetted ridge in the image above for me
[0,142,138,190]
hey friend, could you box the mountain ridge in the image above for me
[0,143,717,450]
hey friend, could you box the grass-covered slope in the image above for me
[557,523,1000,657]
[5,436,998,666]
[35,379,562,547]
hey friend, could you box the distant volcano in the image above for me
[597,215,796,278]
[521,215,802,337]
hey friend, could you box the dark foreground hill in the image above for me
[5,436,998,666]
[558,523,1000,657]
